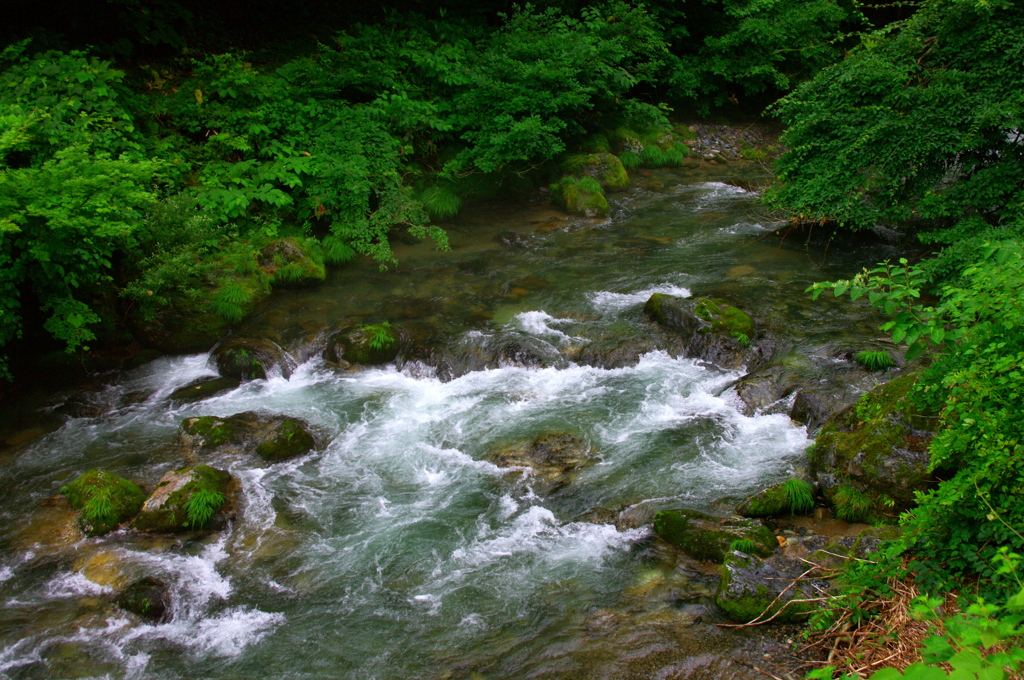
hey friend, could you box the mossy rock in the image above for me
[549,176,609,218]
[716,551,824,623]
[61,470,147,536]
[168,376,240,403]
[652,509,776,562]
[693,298,755,337]
[811,373,937,514]
[737,479,816,518]
[134,465,232,533]
[258,237,326,288]
[212,337,293,381]
[179,412,318,463]
[324,325,400,366]
[116,577,170,621]
[561,153,630,191]
[255,419,317,462]
[486,431,595,483]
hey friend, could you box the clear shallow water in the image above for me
[0,166,896,680]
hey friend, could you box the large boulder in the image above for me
[257,237,326,288]
[486,431,595,484]
[324,324,400,366]
[810,373,938,520]
[134,465,233,533]
[643,294,774,370]
[179,412,318,462]
[212,337,294,381]
[716,550,825,623]
[549,176,609,218]
[168,376,240,403]
[736,479,816,518]
[561,153,630,191]
[61,470,147,536]
[652,508,777,562]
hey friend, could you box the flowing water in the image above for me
[0,164,898,680]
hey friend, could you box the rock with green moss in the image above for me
[486,431,595,485]
[643,294,775,370]
[653,509,777,562]
[549,176,609,218]
[324,324,400,366]
[168,376,240,403]
[258,237,326,288]
[811,373,937,516]
[561,153,630,191]
[134,465,232,533]
[212,337,294,381]
[179,412,318,462]
[716,551,824,623]
[737,479,816,518]
[116,577,170,621]
[61,470,147,536]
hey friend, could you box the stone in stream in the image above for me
[486,431,595,484]
[179,412,318,462]
[168,376,240,403]
[134,465,233,533]
[212,337,295,381]
[116,577,171,621]
[652,508,777,562]
[643,294,775,370]
[61,469,148,536]
[323,324,400,366]
[257,237,326,288]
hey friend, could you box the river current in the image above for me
[0,164,894,679]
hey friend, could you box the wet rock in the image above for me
[574,334,663,369]
[716,550,826,623]
[549,176,609,218]
[487,431,595,483]
[75,551,129,589]
[116,577,170,621]
[257,237,325,287]
[789,388,853,433]
[61,470,147,536]
[11,496,83,555]
[179,412,318,462]
[134,465,233,533]
[733,364,802,415]
[653,509,777,562]
[212,337,294,381]
[643,294,774,370]
[810,373,938,518]
[168,376,240,403]
[736,479,816,518]
[562,152,630,191]
[324,324,400,366]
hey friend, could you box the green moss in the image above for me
[256,419,316,462]
[672,124,697,141]
[61,470,147,536]
[259,237,326,288]
[653,509,776,562]
[133,465,231,533]
[740,147,769,162]
[168,377,240,403]
[738,479,816,517]
[693,298,755,337]
[561,153,629,191]
[550,176,609,218]
[716,552,818,623]
[182,416,249,448]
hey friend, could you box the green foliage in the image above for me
[855,350,897,371]
[417,185,462,220]
[782,478,815,515]
[619,150,642,170]
[732,331,751,348]
[60,469,146,536]
[361,321,396,350]
[831,484,874,523]
[639,145,667,167]
[183,487,225,528]
[729,538,758,553]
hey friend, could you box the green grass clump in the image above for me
[183,487,225,528]
[361,321,396,350]
[418,185,462,220]
[61,470,147,536]
[619,150,642,170]
[662,147,685,166]
[729,538,758,553]
[854,350,897,371]
[832,484,874,523]
[576,176,603,195]
[640,145,666,167]
[782,478,815,514]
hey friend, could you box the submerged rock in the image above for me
[75,551,129,589]
[643,294,774,370]
[810,373,937,519]
[116,577,171,621]
[179,412,318,462]
[212,337,294,381]
[653,508,777,562]
[487,431,595,483]
[168,376,240,403]
[61,470,147,536]
[134,465,233,533]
